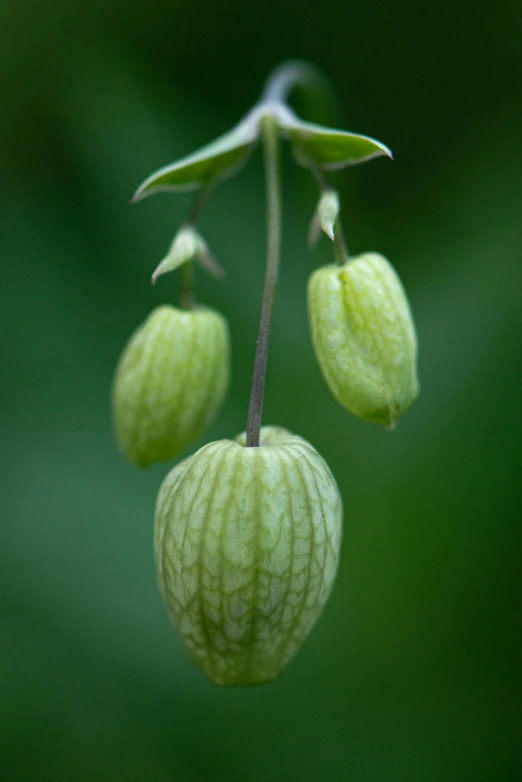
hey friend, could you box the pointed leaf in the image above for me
[278,112,392,170]
[308,189,340,247]
[308,210,322,249]
[151,228,199,284]
[152,227,225,284]
[196,243,225,279]
[318,189,339,240]
[133,115,259,202]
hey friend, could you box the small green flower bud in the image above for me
[112,305,230,468]
[154,426,343,686]
[308,189,340,247]
[151,227,224,285]
[308,253,419,427]
[151,227,200,285]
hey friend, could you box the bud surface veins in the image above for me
[155,426,343,685]
[308,253,418,426]
[113,305,230,467]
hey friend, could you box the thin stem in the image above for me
[179,261,194,310]
[309,162,349,263]
[333,218,349,263]
[245,114,282,447]
[261,60,326,107]
[178,181,214,309]
[186,181,214,227]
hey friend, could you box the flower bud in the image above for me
[308,253,419,427]
[308,189,340,247]
[112,305,230,468]
[154,426,343,685]
[151,227,224,286]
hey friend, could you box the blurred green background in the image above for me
[1,1,521,780]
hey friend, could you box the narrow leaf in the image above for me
[309,189,340,247]
[318,189,340,240]
[151,228,199,285]
[133,116,259,202]
[308,210,322,249]
[196,243,225,279]
[279,112,393,170]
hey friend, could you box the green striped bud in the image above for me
[308,253,419,427]
[154,426,343,686]
[112,305,230,468]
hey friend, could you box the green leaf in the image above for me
[278,112,393,170]
[196,242,225,280]
[309,189,340,247]
[132,115,259,202]
[151,228,199,284]
[151,227,224,285]
[318,189,340,241]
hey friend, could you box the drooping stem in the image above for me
[245,114,282,447]
[333,218,349,264]
[261,61,318,105]
[178,182,215,309]
[179,260,194,310]
[310,162,350,263]
[186,181,214,227]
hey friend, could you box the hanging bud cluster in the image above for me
[113,61,421,686]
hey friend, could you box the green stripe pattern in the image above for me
[113,305,230,468]
[308,253,419,427]
[155,426,343,685]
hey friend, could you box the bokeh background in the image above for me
[2,1,521,780]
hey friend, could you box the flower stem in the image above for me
[262,61,316,104]
[186,181,213,227]
[178,182,215,309]
[333,218,349,264]
[179,260,194,310]
[246,114,282,447]
[309,162,350,263]
[261,60,328,108]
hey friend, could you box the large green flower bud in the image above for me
[113,305,230,468]
[308,253,419,427]
[154,426,343,686]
